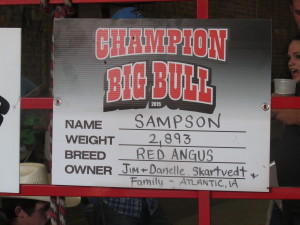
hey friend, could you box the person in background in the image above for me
[20,77,47,163]
[111,5,145,18]
[291,0,300,30]
[21,77,38,97]
[82,6,172,225]
[267,2,300,224]
[2,198,51,225]
[271,34,300,225]
[0,163,81,225]
[83,196,172,225]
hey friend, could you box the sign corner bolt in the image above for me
[55,98,62,106]
[262,103,270,111]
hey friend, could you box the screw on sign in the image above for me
[0,96,10,127]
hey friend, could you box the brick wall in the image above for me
[0,5,52,96]
[0,0,297,91]
[209,0,298,78]
[140,0,298,78]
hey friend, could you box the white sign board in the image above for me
[0,28,21,193]
[52,19,271,192]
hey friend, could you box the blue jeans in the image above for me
[281,210,300,225]
[270,202,283,225]
[270,200,300,225]
[82,197,105,225]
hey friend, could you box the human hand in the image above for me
[272,108,300,125]
[272,93,282,97]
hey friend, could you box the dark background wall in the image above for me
[209,0,298,79]
[0,0,297,94]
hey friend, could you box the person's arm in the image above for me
[272,108,300,125]
[272,93,300,125]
